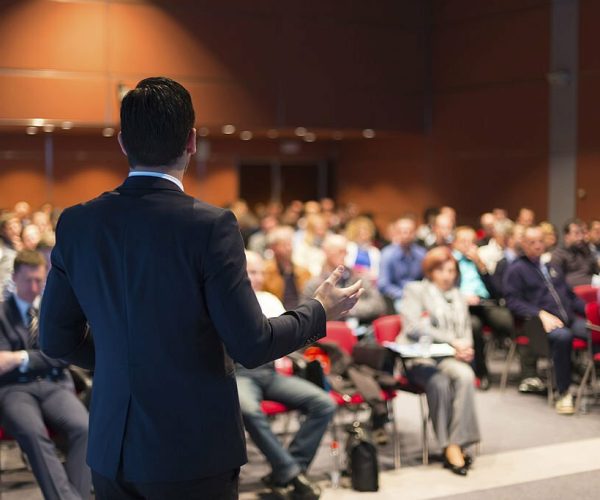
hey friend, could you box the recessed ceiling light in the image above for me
[240,131,253,141]
[31,118,44,127]
[26,126,38,135]
[294,127,307,137]
[102,127,115,137]
[198,127,210,137]
[304,132,316,142]
[43,124,55,133]
[61,121,73,130]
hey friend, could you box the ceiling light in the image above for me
[362,129,376,139]
[26,126,38,135]
[102,127,115,137]
[31,118,44,127]
[240,131,253,141]
[198,127,210,137]
[61,121,73,130]
[294,127,307,137]
[222,124,236,135]
[43,124,55,133]
[304,132,316,143]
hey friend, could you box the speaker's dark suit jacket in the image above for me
[39,175,326,483]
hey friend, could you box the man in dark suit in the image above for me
[39,77,361,500]
[0,250,90,500]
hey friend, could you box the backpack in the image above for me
[346,422,379,492]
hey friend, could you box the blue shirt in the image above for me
[378,243,426,299]
[453,250,490,299]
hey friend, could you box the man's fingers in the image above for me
[325,266,345,287]
[340,279,362,298]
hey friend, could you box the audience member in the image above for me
[13,201,32,226]
[237,251,335,499]
[293,213,328,277]
[416,207,439,245]
[478,219,514,274]
[516,207,535,228]
[539,221,558,264]
[551,218,600,288]
[0,250,90,499]
[378,217,426,311]
[263,226,312,310]
[1,212,23,299]
[22,224,42,251]
[477,212,496,246]
[344,216,381,280]
[422,213,454,250]
[588,219,600,263]
[304,235,386,324]
[504,226,586,414]
[247,214,279,256]
[452,227,514,389]
[398,247,480,476]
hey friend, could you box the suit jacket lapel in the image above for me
[6,295,28,348]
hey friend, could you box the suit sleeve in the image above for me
[203,210,326,369]
[39,216,95,369]
[503,265,541,319]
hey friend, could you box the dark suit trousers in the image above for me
[0,379,90,500]
[92,468,240,500]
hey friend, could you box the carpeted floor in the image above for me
[2,353,600,499]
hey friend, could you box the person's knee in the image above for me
[306,391,336,418]
[551,328,573,345]
[454,365,476,386]
[427,373,451,395]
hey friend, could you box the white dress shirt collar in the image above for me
[128,171,184,192]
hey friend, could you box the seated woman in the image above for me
[398,246,481,476]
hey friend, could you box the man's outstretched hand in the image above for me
[313,266,364,320]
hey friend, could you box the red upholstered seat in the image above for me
[573,338,588,351]
[573,285,599,304]
[260,400,289,416]
[372,315,402,344]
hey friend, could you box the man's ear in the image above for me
[117,132,128,157]
[186,128,197,155]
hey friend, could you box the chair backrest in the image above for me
[372,315,402,344]
[586,301,600,345]
[573,285,599,304]
[323,321,357,355]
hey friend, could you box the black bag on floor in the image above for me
[346,423,379,492]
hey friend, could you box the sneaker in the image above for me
[518,377,546,394]
[555,393,575,415]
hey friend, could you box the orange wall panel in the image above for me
[0,0,106,72]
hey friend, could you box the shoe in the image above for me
[261,474,291,499]
[289,473,321,499]
[462,452,473,469]
[442,455,468,476]
[372,427,389,446]
[518,377,546,394]
[555,393,575,415]
[477,376,491,391]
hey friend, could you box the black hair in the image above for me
[562,218,585,235]
[120,77,195,167]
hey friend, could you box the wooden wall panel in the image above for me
[0,0,105,72]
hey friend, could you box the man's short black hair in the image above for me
[563,218,585,235]
[14,250,46,274]
[120,77,195,168]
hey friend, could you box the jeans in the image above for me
[236,368,335,484]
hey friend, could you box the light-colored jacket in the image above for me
[398,280,472,346]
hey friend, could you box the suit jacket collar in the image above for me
[118,175,184,193]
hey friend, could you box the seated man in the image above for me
[422,212,455,250]
[263,225,312,310]
[237,251,335,499]
[0,250,90,499]
[378,217,426,312]
[551,218,600,288]
[504,226,586,415]
[452,227,514,389]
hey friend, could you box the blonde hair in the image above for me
[345,216,375,243]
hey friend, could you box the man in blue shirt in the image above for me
[378,218,426,312]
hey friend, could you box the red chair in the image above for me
[322,321,401,469]
[573,285,599,304]
[575,302,600,413]
[372,315,430,465]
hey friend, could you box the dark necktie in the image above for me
[26,306,39,348]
